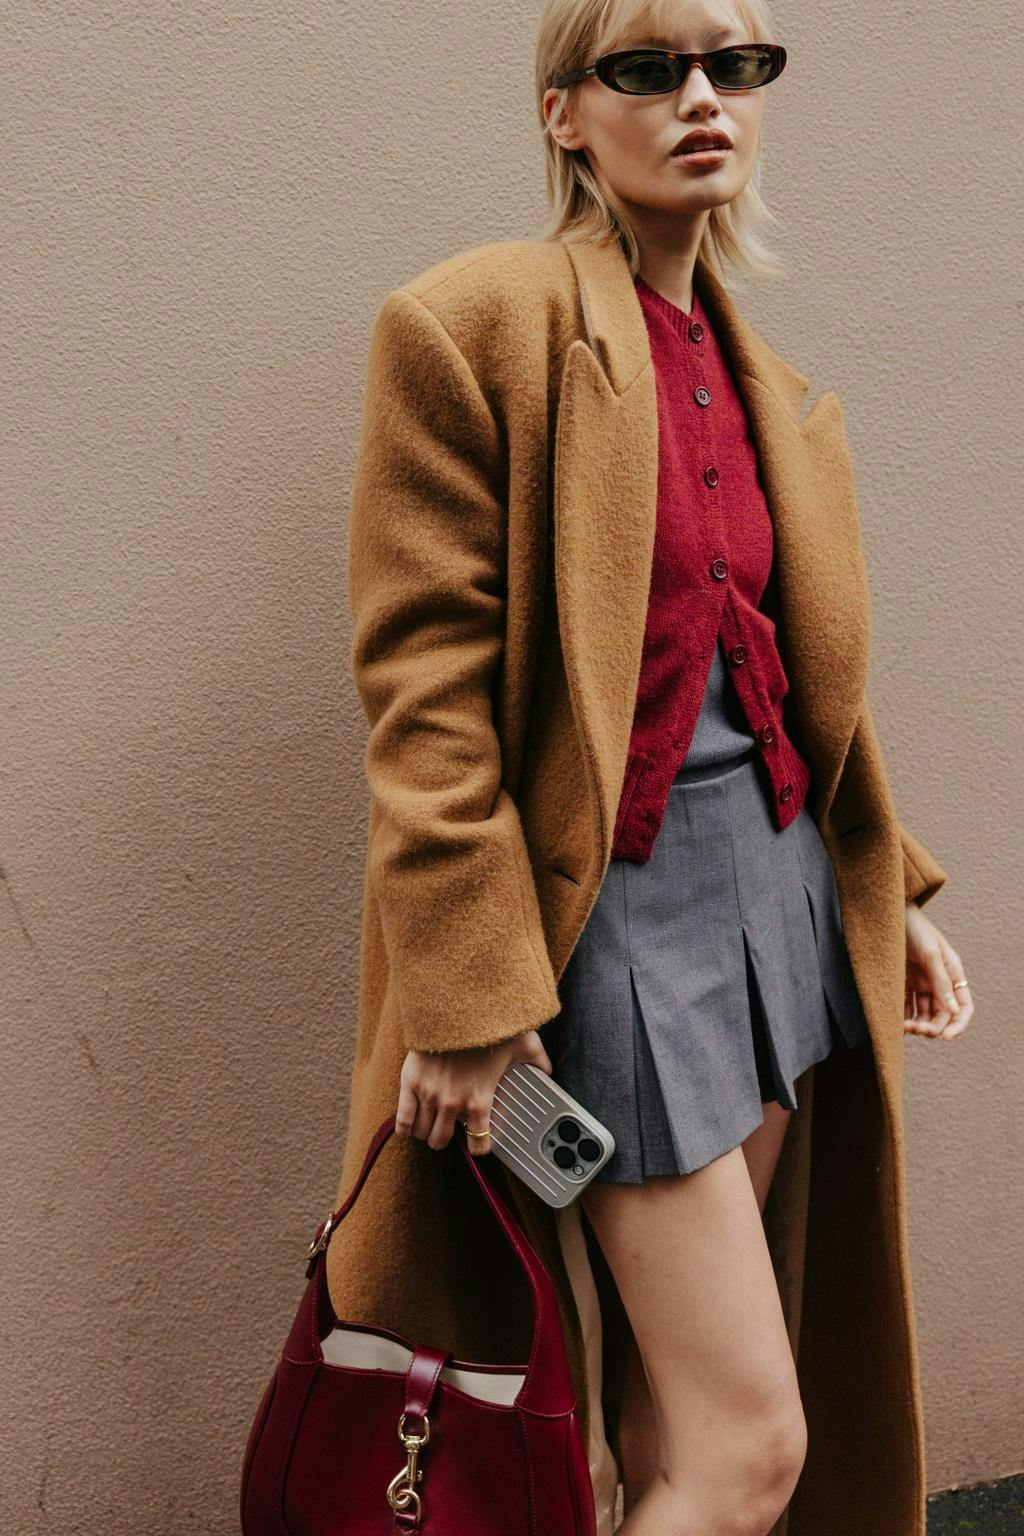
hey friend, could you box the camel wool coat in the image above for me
[326,232,949,1536]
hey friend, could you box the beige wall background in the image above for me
[3,1,1021,1528]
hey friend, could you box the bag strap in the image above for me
[303,1115,576,1415]
[404,1344,449,1420]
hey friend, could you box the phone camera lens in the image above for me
[557,1118,581,1143]
[577,1137,601,1162]
[553,1144,576,1169]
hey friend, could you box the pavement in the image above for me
[928,1474,1024,1534]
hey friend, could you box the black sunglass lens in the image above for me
[708,46,774,88]
[611,51,682,93]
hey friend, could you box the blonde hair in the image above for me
[534,0,784,280]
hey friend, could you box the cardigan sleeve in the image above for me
[347,288,561,1055]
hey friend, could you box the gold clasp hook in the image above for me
[385,1411,430,1524]
[305,1211,334,1274]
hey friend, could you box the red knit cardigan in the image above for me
[611,275,812,862]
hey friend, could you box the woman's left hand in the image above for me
[904,902,974,1039]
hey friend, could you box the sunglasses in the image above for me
[552,43,786,94]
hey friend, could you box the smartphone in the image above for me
[460,1060,615,1207]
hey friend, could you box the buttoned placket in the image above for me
[621,280,807,857]
[638,304,733,846]
[686,308,796,819]
[689,302,796,824]
[636,294,757,847]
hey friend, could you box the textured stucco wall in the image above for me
[2,2,1020,1529]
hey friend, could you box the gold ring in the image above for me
[464,1125,491,1138]
[952,979,970,990]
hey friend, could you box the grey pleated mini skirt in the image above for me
[542,639,872,1185]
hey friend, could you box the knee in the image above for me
[722,1403,808,1536]
[656,1401,807,1536]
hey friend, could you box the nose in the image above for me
[673,62,722,112]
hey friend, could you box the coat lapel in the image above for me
[555,236,870,851]
[552,239,659,868]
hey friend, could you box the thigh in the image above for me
[581,1141,801,1484]
[741,1100,793,1214]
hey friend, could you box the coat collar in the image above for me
[562,233,813,420]
[552,234,870,873]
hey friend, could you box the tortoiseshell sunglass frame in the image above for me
[552,43,787,94]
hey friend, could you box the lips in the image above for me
[672,130,733,155]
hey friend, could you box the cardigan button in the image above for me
[758,723,775,745]
[779,782,793,802]
[689,321,704,342]
[710,557,728,580]
[729,644,748,665]
[694,386,712,406]
[704,466,719,488]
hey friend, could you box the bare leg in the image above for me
[617,1102,793,1513]
[741,1100,793,1214]
[586,1103,801,1535]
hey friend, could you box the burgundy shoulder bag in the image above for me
[239,1113,597,1535]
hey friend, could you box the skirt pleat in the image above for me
[544,747,871,1185]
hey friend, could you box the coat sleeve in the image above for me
[346,287,561,1055]
[899,823,948,908]
[846,694,949,909]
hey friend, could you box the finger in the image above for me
[923,944,961,1026]
[427,1104,458,1151]
[937,941,971,1036]
[902,989,927,1038]
[938,989,974,1039]
[917,1006,953,1037]
[904,982,920,1028]
[395,1081,419,1139]
[914,984,956,1037]
[938,1011,973,1039]
[922,994,957,1035]
[526,1039,554,1074]
[462,1097,494,1157]
[412,1096,435,1142]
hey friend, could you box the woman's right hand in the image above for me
[395,1028,554,1157]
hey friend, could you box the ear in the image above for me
[542,87,588,153]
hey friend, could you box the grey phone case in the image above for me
[476,1061,616,1207]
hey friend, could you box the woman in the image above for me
[330,1,974,1532]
